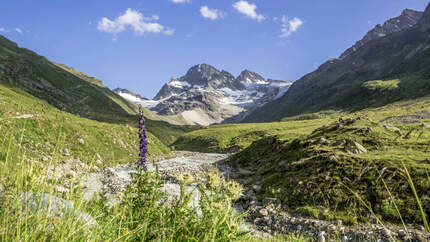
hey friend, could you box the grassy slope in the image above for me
[173,114,339,153]
[232,97,430,225]
[174,96,430,225]
[0,84,170,167]
[0,35,142,123]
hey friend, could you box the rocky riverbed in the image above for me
[76,151,430,241]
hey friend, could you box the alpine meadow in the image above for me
[1,1,430,241]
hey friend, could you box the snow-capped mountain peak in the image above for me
[116,64,291,125]
[145,64,292,125]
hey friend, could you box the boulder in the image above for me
[21,192,97,226]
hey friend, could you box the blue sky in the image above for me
[0,0,428,98]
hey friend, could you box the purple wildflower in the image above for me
[137,106,148,170]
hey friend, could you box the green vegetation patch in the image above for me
[362,79,400,92]
[173,119,333,153]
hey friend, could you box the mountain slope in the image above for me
[139,64,292,125]
[0,35,137,122]
[340,9,423,58]
[244,5,430,122]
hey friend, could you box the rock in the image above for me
[77,138,85,145]
[317,137,331,145]
[262,197,280,207]
[319,231,326,242]
[21,192,97,226]
[398,229,407,237]
[417,225,425,231]
[253,184,262,192]
[395,130,402,136]
[383,123,402,136]
[344,138,367,154]
[259,208,269,216]
[63,148,70,156]
[328,154,338,162]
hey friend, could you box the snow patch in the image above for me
[181,109,217,126]
[118,92,145,103]
[140,100,160,109]
[168,80,191,89]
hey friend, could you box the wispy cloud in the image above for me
[15,28,23,34]
[233,1,265,22]
[200,6,224,20]
[97,8,173,40]
[164,28,175,36]
[280,15,303,38]
[169,0,190,3]
[0,27,5,33]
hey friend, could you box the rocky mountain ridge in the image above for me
[119,64,292,125]
[340,9,423,58]
[244,4,430,122]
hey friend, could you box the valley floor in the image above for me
[68,151,430,241]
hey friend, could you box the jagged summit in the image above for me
[340,8,423,58]
[132,64,292,125]
[418,2,430,27]
[237,70,265,84]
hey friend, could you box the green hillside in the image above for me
[0,83,170,167]
[0,35,138,122]
[244,4,430,123]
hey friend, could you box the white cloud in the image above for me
[280,15,303,38]
[0,27,5,32]
[15,28,23,34]
[169,0,190,3]
[97,8,173,39]
[144,14,159,21]
[200,6,224,20]
[164,28,175,35]
[233,1,265,22]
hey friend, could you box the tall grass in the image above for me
[0,118,247,241]
[402,162,430,232]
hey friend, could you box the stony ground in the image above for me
[77,151,430,241]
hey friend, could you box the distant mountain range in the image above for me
[115,64,291,125]
[244,4,430,122]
